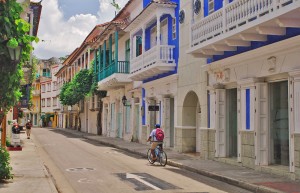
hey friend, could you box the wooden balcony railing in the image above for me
[131,45,175,73]
[191,0,299,48]
[98,61,130,81]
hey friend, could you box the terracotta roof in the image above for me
[92,19,127,46]
[66,22,115,64]
[84,22,111,44]
[113,0,133,21]
[62,48,79,66]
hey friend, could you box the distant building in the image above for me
[39,58,61,127]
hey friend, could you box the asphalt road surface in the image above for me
[32,127,253,193]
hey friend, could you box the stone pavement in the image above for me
[58,128,300,193]
[2,127,300,193]
[0,131,58,193]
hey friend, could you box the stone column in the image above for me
[156,14,161,46]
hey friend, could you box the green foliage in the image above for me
[59,69,94,106]
[0,147,13,180]
[5,137,11,147]
[0,0,39,117]
[89,59,99,94]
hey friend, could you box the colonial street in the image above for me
[31,127,252,193]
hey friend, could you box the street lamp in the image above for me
[122,95,131,107]
[1,40,23,65]
[7,43,23,65]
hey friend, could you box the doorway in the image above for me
[170,98,175,147]
[110,103,115,136]
[269,81,289,166]
[226,88,238,158]
[133,104,140,142]
[85,101,89,133]
[117,112,122,138]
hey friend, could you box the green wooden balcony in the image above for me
[98,61,129,81]
[42,72,51,77]
[96,61,131,90]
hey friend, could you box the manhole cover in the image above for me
[66,167,96,172]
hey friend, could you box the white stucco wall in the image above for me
[177,0,207,128]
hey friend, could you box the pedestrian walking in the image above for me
[25,120,32,139]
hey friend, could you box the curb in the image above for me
[58,129,282,193]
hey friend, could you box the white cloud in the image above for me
[97,0,128,23]
[33,0,127,59]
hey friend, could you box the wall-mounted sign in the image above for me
[148,105,159,111]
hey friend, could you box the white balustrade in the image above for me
[191,0,299,47]
[131,45,175,73]
[131,55,143,72]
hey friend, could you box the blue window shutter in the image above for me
[246,89,250,130]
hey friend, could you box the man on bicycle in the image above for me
[147,124,164,161]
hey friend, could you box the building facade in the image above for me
[89,0,180,148]
[185,0,300,179]
[55,25,105,132]
[53,0,300,180]
[40,58,61,127]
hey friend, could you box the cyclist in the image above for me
[147,124,163,161]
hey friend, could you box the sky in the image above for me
[31,0,128,59]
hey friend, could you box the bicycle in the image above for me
[147,142,167,166]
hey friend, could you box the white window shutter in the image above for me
[237,88,242,162]
[163,98,170,146]
[254,83,269,166]
[215,89,226,157]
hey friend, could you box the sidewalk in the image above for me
[0,131,58,193]
[58,128,300,193]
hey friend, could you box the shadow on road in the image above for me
[47,128,144,160]
[165,168,252,193]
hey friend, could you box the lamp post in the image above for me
[1,40,23,71]
[7,43,22,65]
[122,95,131,107]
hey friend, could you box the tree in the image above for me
[59,69,94,130]
[0,0,39,123]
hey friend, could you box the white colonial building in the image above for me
[183,0,300,179]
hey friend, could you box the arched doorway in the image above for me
[182,91,201,153]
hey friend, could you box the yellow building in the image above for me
[31,77,41,126]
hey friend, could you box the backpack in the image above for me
[155,128,164,141]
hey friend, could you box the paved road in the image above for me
[33,127,253,193]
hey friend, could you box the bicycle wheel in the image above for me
[147,149,155,164]
[159,150,167,166]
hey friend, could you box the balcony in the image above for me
[32,89,40,96]
[53,102,62,111]
[20,98,29,109]
[188,0,300,58]
[42,72,51,77]
[129,45,176,81]
[97,61,131,90]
